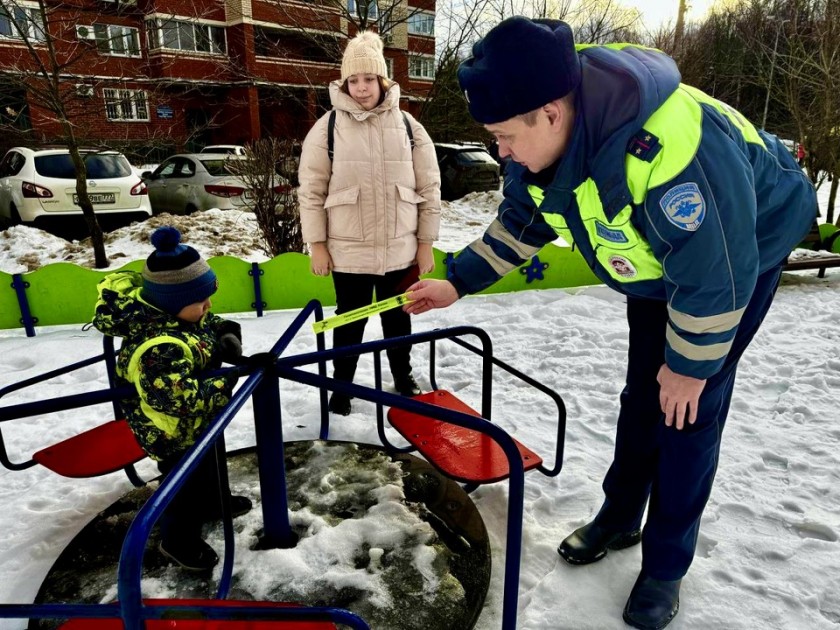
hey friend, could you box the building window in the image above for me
[407,12,434,36]
[148,18,226,54]
[409,55,435,79]
[94,24,141,57]
[348,0,378,20]
[103,88,149,121]
[0,4,45,42]
[0,91,30,131]
[253,28,334,63]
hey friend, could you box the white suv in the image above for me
[0,147,152,228]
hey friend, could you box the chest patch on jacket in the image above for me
[608,255,637,278]
[660,182,706,231]
[595,222,629,243]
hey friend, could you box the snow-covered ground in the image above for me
[0,185,839,629]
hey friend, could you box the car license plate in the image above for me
[73,193,116,204]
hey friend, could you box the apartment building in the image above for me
[0,0,436,157]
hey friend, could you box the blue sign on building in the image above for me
[156,105,174,119]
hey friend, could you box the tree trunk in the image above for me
[68,147,109,268]
[84,212,109,267]
[829,176,838,225]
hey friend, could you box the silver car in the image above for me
[143,153,254,215]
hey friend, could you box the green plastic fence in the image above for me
[1,245,600,334]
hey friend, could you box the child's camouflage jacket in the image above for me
[92,271,240,461]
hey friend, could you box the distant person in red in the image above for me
[797,143,805,166]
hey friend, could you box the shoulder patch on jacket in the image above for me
[627,129,662,162]
[660,182,706,231]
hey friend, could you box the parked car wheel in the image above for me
[9,203,21,225]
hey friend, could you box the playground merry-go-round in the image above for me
[0,299,567,630]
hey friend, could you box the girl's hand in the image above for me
[416,242,435,275]
[310,243,333,276]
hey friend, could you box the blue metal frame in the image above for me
[249,262,266,316]
[279,322,567,630]
[10,274,36,337]
[0,298,566,630]
[0,602,369,627]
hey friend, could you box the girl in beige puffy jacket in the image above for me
[298,31,441,416]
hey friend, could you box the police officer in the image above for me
[403,16,816,630]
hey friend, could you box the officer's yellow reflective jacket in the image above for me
[448,44,816,379]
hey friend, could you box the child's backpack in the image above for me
[327,109,414,161]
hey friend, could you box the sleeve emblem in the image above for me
[659,182,706,231]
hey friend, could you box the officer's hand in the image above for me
[657,364,707,429]
[218,332,243,364]
[403,279,459,315]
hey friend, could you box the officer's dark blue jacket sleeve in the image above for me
[641,108,759,379]
[448,177,557,296]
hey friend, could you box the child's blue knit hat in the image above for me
[140,226,217,315]
[457,17,581,124]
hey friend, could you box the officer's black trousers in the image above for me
[595,262,784,580]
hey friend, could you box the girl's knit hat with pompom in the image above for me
[140,226,217,315]
[341,31,387,81]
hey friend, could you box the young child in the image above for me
[93,226,251,571]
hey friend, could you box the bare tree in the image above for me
[0,0,233,265]
[771,0,840,221]
[0,0,115,265]
[228,138,303,257]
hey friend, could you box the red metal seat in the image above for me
[387,390,542,484]
[57,598,337,629]
[32,419,146,478]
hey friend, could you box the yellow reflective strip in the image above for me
[312,293,414,334]
[627,88,703,200]
[668,306,745,335]
[680,84,765,147]
[486,219,542,260]
[666,324,732,362]
[527,185,545,207]
[469,239,521,277]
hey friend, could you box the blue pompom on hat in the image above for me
[140,226,218,316]
[457,17,581,124]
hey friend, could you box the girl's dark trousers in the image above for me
[331,267,416,384]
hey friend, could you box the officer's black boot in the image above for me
[557,520,642,565]
[623,572,681,630]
